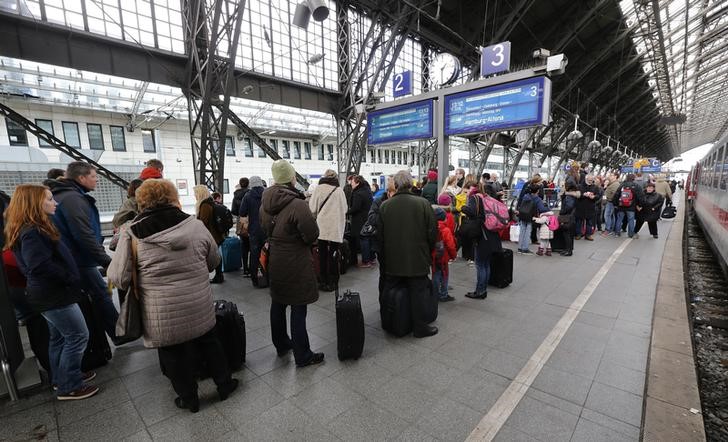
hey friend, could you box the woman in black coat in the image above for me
[574,176,600,240]
[347,175,373,266]
[461,184,502,299]
[635,182,664,238]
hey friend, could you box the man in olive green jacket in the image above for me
[378,170,438,338]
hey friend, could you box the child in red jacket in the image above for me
[432,208,457,302]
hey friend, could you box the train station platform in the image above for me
[0,201,704,441]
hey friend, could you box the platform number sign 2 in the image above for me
[481,41,511,77]
[392,71,412,98]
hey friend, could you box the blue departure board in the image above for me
[367,99,434,145]
[444,77,550,136]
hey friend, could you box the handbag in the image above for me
[459,195,483,240]
[115,237,143,343]
[109,221,131,251]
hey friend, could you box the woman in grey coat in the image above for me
[108,179,238,413]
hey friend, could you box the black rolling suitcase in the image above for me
[335,288,364,360]
[213,300,246,372]
[489,249,513,288]
[379,279,412,337]
[339,239,351,275]
[661,205,676,219]
[78,292,113,371]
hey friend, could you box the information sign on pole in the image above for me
[444,76,551,136]
[481,42,511,77]
[392,71,413,98]
[367,99,434,145]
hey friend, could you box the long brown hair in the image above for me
[3,184,59,250]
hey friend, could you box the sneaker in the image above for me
[53,372,97,391]
[296,352,325,368]
[585,236,594,241]
[600,231,609,237]
[536,248,544,256]
[545,249,552,256]
[467,260,475,266]
[57,384,100,401]
[521,249,534,255]
[653,234,658,239]
[439,295,455,302]
[575,235,582,240]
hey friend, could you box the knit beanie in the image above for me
[271,160,296,184]
[139,167,163,180]
[249,176,264,188]
[433,207,446,221]
[437,193,452,206]
[427,170,438,181]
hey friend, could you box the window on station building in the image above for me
[223,179,230,194]
[5,118,28,146]
[110,125,126,151]
[269,139,278,155]
[141,129,156,152]
[377,150,382,163]
[257,140,266,158]
[87,124,104,150]
[293,141,301,160]
[720,145,728,190]
[244,138,253,157]
[327,144,334,161]
[369,149,375,163]
[318,144,325,160]
[304,142,312,160]
[282,140,290,159]
[404,152,409,165]
[384,150,390,164]
[62,122,81,148]
[397,151,402,165]
[35,119,54,147]
[225,136,235,156]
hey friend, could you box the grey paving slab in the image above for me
[570,417,634,442]
[444,366,510,412]
[329,358,395,397]
[0,400,56,441]
[58,400,143,442]
[290,377,365,425]
[113,347,161,377]
[214,377,285,430]
[531,365,594,406]
[131,387,182,427]
[392,425,440,442]
[503,395,580,442]
[325,399,410,441]
[121,364,168,399]
[579,408,641,440]
[122,430,154,442]
[574,310,617,331]
[595,360,646,396]
[55,378,131,427]
[243,344,291,376]
[612,318,652,339]
[400,357,465,393]
[0,388,55,418]
[546,346,603,379]
[147,403,235,442]
[585,381,643,428]
[601,345,648,373]
[478,347,528,380]
[493,424,540,442]
[415,397,483,441]
[525,387,583,417]
[368,376,438,422]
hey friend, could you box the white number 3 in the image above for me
[491,44,505,66]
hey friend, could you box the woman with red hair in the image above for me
[4,184,99,401]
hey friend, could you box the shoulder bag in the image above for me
[115,237,143,343]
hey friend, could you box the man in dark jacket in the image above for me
[378,170,438,338]
[231,177,250,276]
[612,173,644,238]
[49,161,118,342]
[261,160,323,368]
[239,176,266,287]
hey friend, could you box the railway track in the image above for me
[685,208,728,441]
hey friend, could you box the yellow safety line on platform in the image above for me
[467,238,633,441]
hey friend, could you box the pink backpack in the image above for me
[478,194,509,232]
[547,215,560,231]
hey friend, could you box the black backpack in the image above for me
[206,201,234,235]
[517,197,535,221]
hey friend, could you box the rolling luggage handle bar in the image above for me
[0,325,20,401]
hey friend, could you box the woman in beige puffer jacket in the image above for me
[108,179,238,413]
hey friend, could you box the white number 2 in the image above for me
[491,44,505,66]
[394,74,404,91]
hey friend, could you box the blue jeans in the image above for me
[360,237,373,263]
[615,210,636,237]
[270,302,313,365]
[79,266,119,340]
[575,216,593,237]
[432,268,448,299]
[518,220,532,251]
[604,202,615,233]
[475,249,491,294]
[41,304,89,394]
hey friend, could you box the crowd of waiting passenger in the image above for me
[0,158,679,411]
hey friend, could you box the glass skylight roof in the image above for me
[619,0,728,152]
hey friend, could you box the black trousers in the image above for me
[634,219,658,236]
[318,240,340,287]
[157,328,231,401]
[239,235,250,274]
[458,232,474,261]
[383,275,430,334]
[270,302,313,365]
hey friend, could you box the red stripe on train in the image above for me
[695,194,728,232]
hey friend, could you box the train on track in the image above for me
[687,132,728,276]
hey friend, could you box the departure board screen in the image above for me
[367,99,434,145]
[444,77,550,136]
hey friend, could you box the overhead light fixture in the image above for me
[241,85,254,94]
[587,127,601,150]
[263,26,272,49]
[567,114,583,141]
[603,136,613,155]
[293,0,329,29]
[307,53,325,64]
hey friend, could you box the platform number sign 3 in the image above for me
[393,70,412,98]
[481,41,511,77]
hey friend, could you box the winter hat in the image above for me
[427,170,438,181]
[139,166,163,180]
[249,176,264,188]
[433,207,446,221]
[437,193,452,206]
[271,159,296,184]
